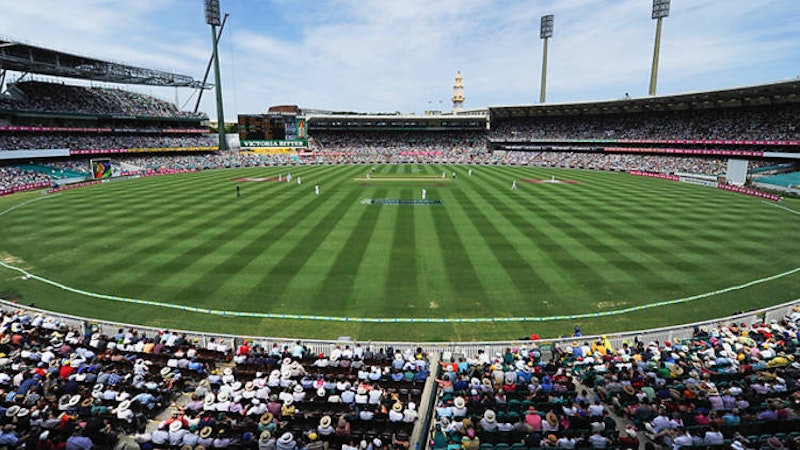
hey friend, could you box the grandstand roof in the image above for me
[490,78,800,118]
[0,39,210,89]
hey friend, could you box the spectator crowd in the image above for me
[430,308,800,450]
[0,146,775,195]
[0,306,427,449]
[0,134,216,152]
[489,104,800,142]
[1,81,205,119]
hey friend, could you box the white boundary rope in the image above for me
[0,259,797,323]
[0,193,59,218]
[762,200,800,216]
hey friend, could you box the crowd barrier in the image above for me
[718,183,783,201]
[0,297,796,360]
[606,147,765,157]
[490,138,800,147]
[628,170,680,181]
[1,125,210,134]
[48,180,101,193]
[70,146,217,155]
[617,138,800,147]
[0,181,50,197]
[629,170,782,201]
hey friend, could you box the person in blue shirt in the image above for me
[66,427,94,450]
[16,373,40,395]
[188,358,204,374]
[0,424,18,447]
[722,410,741,426]
[132,391,156,410]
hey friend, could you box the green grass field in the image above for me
[1,164,798,341]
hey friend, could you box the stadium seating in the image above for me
[754,171,800,189]
[5,81,205,118]
[489,104,800,142]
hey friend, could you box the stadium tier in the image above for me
[0,298,797,449]
[4,81,205,118]
[0,79,799,450]
[489,103,800,143]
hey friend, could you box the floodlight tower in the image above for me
[539,14,554,103]
[204,0,227,150]
[649,0,670,96]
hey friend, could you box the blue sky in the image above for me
[1,0,799,120]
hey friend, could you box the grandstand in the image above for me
[0,40,216,196]
[753,172,800,190]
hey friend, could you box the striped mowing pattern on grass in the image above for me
[0,165,798,341]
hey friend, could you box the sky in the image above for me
[0,0,799,120]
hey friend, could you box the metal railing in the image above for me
[1,298,796,355]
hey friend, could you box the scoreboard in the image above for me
[238,114,270,141]
[238,114,307,148]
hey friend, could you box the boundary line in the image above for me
[0,259,798,323]
[0,193,59,218]
[763,200,800,216]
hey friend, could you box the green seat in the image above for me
[480,444,494,450]
[494,444,510,450]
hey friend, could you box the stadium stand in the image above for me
[0,71,799,449]
[0,166,50,192]
[2,78,799,198]
[6,81,204,118]
[0,134,216,152]
[0,80,218,196]
[0,304,431,449]
[753,172,800,190]
[0,299,797,449]
[489,104,800,142]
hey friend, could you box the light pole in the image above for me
[539,14,554,103]
[649,0,670,96]
[204,0,227,150]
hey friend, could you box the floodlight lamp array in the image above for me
[652,0,670,19]
[540,15,554,39]
[204,0,221,26]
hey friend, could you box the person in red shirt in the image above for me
[33,363,48,378]
[439,359,458,374]
[237,340,251,356]
[58,361,75,380]
[524,406,542,431]
[618,426,639,449]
